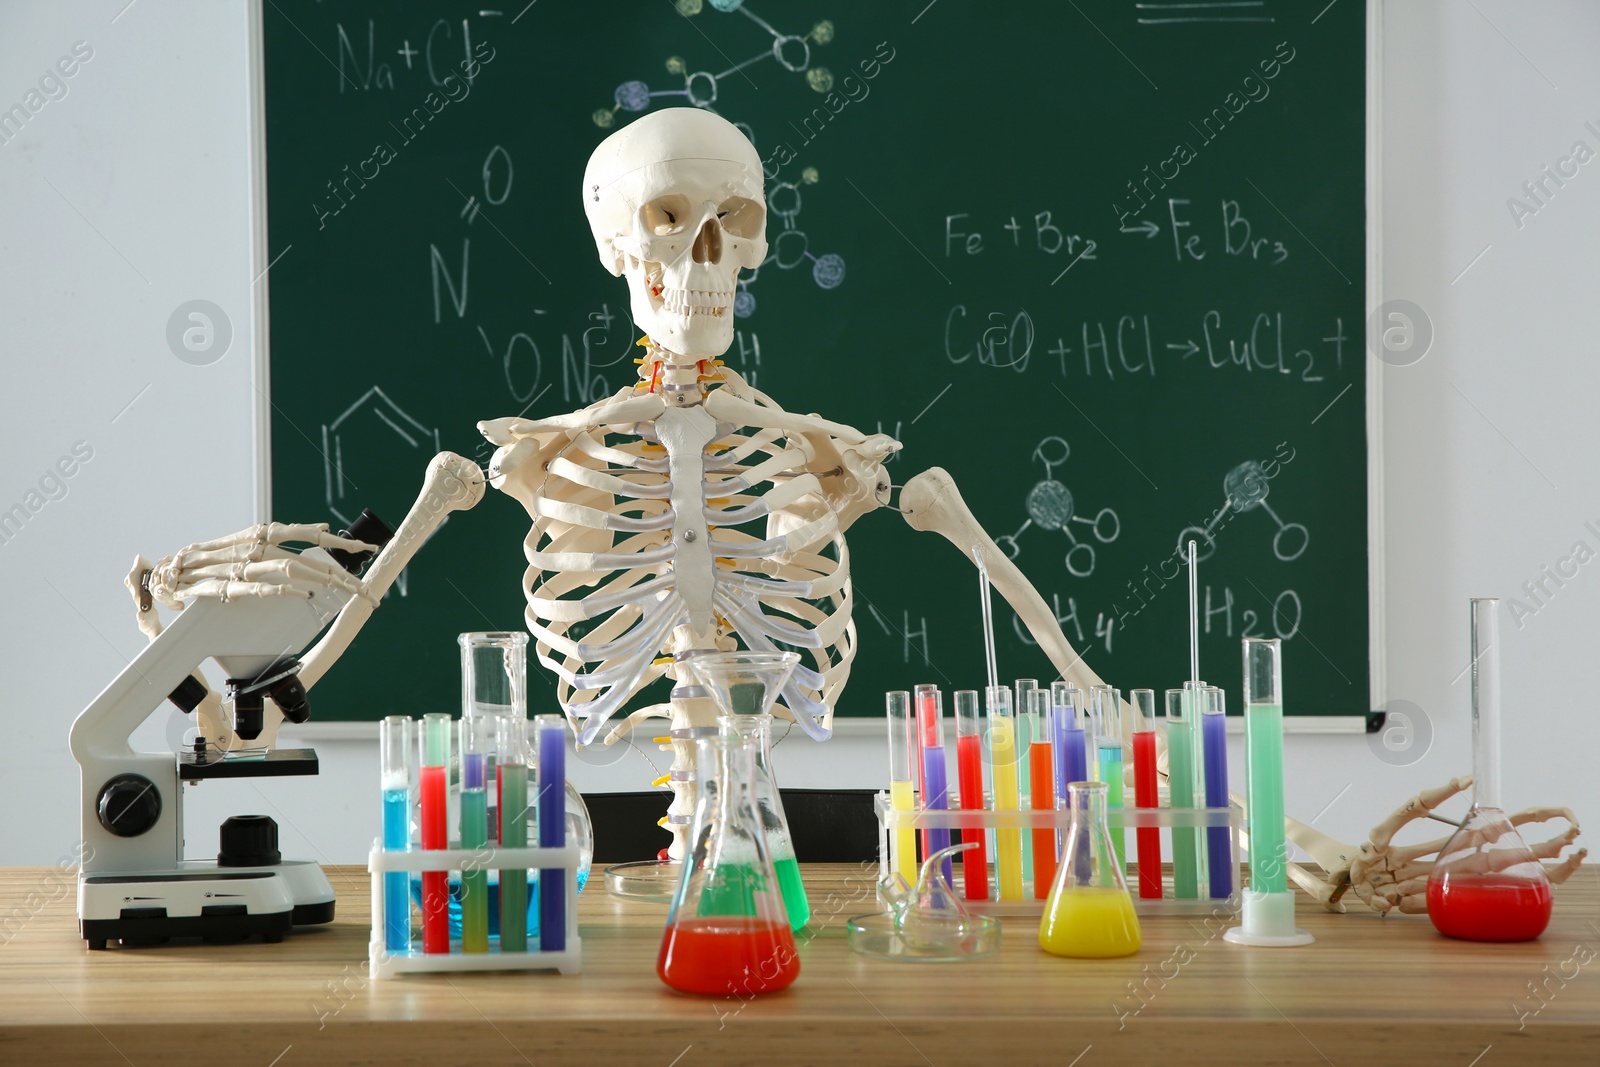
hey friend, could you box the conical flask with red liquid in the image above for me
[1426,598,1552,942]
[657,733,799,996]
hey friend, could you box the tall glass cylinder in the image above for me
[719,711,810,930]
[379,715,413,953]
[1242,639,1286,894]
[1426,599,1552,941]
[459,631,527,718]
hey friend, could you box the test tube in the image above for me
[537,715,568,952]
[1015,677,1038,881]
[885,691,918,887]
[952,690,989,901]
[1201,686,1233,899]
[379,715,413,954]
[1051,682,1088,791]
[498,717,529,952]
[420,712,451,954]
[1091,685,1125,869]
[460,715,494,953]
[1165,689,1200,899]
[1027,688,1057,898]
[987,685,1024,900]
[1129,690,1162,900]
[915,685,952,888]
[1242,640,1287,894]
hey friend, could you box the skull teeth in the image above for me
[656,287,733,317]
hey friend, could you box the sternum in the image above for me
[655,405,721,632]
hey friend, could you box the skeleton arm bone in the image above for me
[299,452,486,691]
[899,467,1108,699]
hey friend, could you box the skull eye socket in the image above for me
[717,197,764,240]
[641,195,693,236]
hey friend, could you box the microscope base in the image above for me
[78,858,335,950]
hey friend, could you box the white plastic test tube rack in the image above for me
[875,793,1244,917]
[366,843,584,978]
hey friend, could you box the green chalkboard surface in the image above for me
[265,0,1370,724]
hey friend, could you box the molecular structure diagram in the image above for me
[590,0,845,318]
[1175,459,1309,564]
[996,436,1121,578]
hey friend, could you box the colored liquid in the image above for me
[1018,717,1033,886]
[1058,726,1088,856]
[499,763,528,952]
[922,745,953,888]
[658,916,799,996]
[1201,712,1232,899]
[408,867,591,942]
[1165,719,1200,899]
[1130,732,1162,900]
[419,764,448,953]
[1039,886,1142,958]
[537,725,566,952]
[381,787,410,952]
[1244,703,1287,893]
[1029,742,1057,898]
[460,787,489,952]
[955,733,989,900]
[990,716,1024,900]
[774,854,810,930]
[1098,744,1125,869]
[889,779,918,887]
[1427,877,1552,942]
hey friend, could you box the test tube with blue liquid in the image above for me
[1201,685,1233,899]
[379,715,413,954]
[914,684,953,888]
[537,714,567,952]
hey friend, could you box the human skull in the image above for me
[583,108,767,359]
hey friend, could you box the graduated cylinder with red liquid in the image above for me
[658,734,798,996]
[1426,598,1553,942]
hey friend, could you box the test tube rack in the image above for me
[874,792,1245,917]
[366,841,584,978]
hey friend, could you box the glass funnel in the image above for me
[658,734,799,996]
[1039,781,1141,959]
[691,650,809,930]
[1426,599,1552,942]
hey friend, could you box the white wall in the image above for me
[2,1,1595,872]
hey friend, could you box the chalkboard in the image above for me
[265,0,1370,725]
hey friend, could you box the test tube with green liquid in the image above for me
[1164,689,1201,899]
[497,717,529,952]
[460,716,493,952]
[1243,638,1288,894]
[1090,685,1125,869]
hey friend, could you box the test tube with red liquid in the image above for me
[1027,688,1057,898]
[953,690,989,901]
[1130,689,1162,900]
[420,712,450,954]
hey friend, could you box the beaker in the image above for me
[1426,598,1552,941]
[1039,781,1141,959]
[658,734,800,996]
[692,650,810,930]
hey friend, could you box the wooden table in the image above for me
[1,863,1595,1065]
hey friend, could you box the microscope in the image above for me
[70,452,484,948]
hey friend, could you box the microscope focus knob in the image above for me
[218,815,281,867]
[96,774,162,838]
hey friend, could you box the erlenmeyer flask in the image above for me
[1039,781,1141,958]
[691,651,809,930]
[1426,598,1552,941]
[658,734,799,996]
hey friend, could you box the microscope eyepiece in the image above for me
[328,507,394,575]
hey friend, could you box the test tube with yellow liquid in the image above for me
[987,685,1024,900]
[885,691,918,887]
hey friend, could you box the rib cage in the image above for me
[501,388,856,744]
